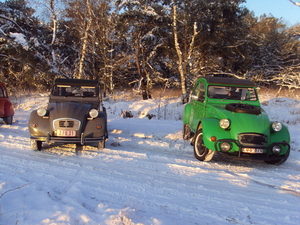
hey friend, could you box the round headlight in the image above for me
[220,142,231,152]
[89,109,99,118]
[272,145,281,155]
[37,108,47,117]
[272,122,282,132]
[219,119,230,129]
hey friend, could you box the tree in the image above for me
[0,0,52,90]
[115,0,170,99]
[169,0,250,101]
[288,0,300,7]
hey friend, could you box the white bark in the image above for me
[76,0,93,79]
[172,3,186,97]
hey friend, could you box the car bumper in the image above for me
[214,139,290,160]
[31,132,106,145]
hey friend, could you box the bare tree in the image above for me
[172,1,200,103]
[288,0,300,7]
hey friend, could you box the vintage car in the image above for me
[0,82,14,125]
[183,76,290,165]
[28,78,108,151]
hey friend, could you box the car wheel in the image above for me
[183,124,192,140]
[98,141,105,150]
[193,129,214,161]
[4,115,13,125]
[31,139,42,151]
[76,144,83,151]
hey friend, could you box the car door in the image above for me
[190,81,206,131]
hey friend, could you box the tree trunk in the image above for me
[134,38,151,100]
[172,4,187,103]
[76,0,92,79]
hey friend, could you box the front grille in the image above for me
[53,118,81,130]
[59,120,74,128]
[238,133,267,146]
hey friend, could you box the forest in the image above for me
[0,0,299,100]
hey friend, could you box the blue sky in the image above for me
[244,0,300,26]
[1,0,299,26]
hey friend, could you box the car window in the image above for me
[191,82,201,100]
[52,85,97,97]
[198,82,205,102]
[208,86,257,101]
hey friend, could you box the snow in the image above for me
[9,32,29,50]
[0,93,300,225]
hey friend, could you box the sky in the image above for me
[0,0,299,26]
[244,0,300,26]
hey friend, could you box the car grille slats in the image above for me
[238,133,267,146]
[53,118,81,130]
[59,120,74,128]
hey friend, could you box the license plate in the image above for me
[56,130,76,137]
[242,148,264,154]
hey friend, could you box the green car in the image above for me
[183,76,290,165]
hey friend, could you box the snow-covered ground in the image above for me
[0,93,300,225]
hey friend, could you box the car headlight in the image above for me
[219,119,230,129]
[89,109,99,118]
[37,108,47,117]
[220,142,231,152]
[272,122,282,132]
[272,145,281,155]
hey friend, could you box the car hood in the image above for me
[48,102,92,121]
[208,103,270,134]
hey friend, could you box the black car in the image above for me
[28,78,108,151]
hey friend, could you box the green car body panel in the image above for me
[183,76,290,164]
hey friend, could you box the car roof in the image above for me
[204,76,255,87]
[54,78,99,86]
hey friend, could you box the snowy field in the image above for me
[0,92,300,225]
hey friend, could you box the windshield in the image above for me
[52,85,97,97]
[208,85,257,101]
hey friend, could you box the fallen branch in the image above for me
[0,184,29,199]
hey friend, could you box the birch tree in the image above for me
[115,0,172,99]
[171,0,200,103]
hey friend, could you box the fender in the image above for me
[268,123,290,155]
[84,112,107,138]
[201,118,231,151]
[4,101,14,117]
[28,110,50,137]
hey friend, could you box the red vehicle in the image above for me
[0,82,14,125]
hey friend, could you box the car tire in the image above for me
[193,129,214,161]
[225,103,261,115]
[183,124,192,140]
[98,141,105,150]
[31,139,42,151]
[4,115,13,125]
[76,144,83,150]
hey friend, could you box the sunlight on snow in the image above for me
[111,129,123,134]
[167,164,209,176]
[217,172,250,187]
[41,209,72,224]
[133,133,153,139]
